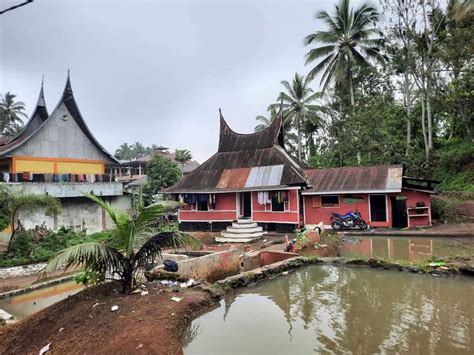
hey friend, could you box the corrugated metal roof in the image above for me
[216,168,251,189]
[245,165,283,187]
[303,165,403,194]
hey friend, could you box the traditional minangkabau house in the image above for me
[165,110,436,241]
[165,111,308,241]
[0,74,130,234]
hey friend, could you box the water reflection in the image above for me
[183,266,474,354]
[341,236,474,260]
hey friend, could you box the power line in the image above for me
[0,0,33,15]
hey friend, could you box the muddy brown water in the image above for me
[182,265,474,354]
[340,236,474,260]
[0,281,83,319]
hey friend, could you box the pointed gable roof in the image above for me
[165,110,308,193]
[0,80,49,152]
[218,109,282,152]
[0,73,118,163]
[57,72,118,163]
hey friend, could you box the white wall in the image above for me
[17,195,132,234]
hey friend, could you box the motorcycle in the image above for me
[330,210,368,230]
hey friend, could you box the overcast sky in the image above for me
[1,0,367,162]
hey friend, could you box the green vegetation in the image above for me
[44,193,196,292]
[175,149,193,173]
[0,228,112,268]
[143,154,182,202]
[0,91,27,138]
[0,186,61,251]
[256,0,473,191]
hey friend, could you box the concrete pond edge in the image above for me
[210,255,474,294]
[0,274,77,300]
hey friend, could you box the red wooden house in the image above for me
[165,111,435,238]
[165,110,308,236]
[302,165,435,229]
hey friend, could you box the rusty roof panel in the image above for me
[216,168,251,189]
[245,165,283,188]
[304,165,403,194]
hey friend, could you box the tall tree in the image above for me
[175,149,193,173]
[114,143,133,161]
[268,73,322,161]
[0,92,27,137]
[143,154,182,203]
[304,0,385,106]
[254,108,279,132]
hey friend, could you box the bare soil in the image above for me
[0,282,218,354]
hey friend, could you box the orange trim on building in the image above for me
[13,156,104,164]
[10,156,105,174]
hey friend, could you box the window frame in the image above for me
[321,195,340,208]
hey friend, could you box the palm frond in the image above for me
[44,242,126,276]
[131,232,199,267]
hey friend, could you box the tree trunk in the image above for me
[404,72,412,157]
[297,113,302,161]
[349,73,355,106]
[426,81,433,151]
[420,96,429,160]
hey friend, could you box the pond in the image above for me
[0,280,83,319]
[340,236,474,260]
[182,265,474,354]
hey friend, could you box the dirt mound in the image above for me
[0,282,217,354]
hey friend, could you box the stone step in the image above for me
[215,236,260,243]
[236,219,255,224]
[227,226,263,233]
[232,222,258,229]
[220,232,265,239]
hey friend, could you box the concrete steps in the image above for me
[216,219,265,243]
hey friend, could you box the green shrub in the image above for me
[0,229,114,268]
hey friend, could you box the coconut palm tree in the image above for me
[268,73,322,161]
[304,0,385,106]
[45,194,196,292]
[254,108,279,132]
[0,92,27,136]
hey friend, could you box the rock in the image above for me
[171,296,182,302]
[111,305,119,312]
[39,342,51,355]
[0,309,14,321]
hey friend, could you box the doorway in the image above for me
[391,196,407,228]
[240,192,252,219]
[369,194,387,222]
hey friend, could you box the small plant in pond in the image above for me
[45,193,198,293]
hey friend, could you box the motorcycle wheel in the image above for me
[359,220,368,230]
[331,220,343,230]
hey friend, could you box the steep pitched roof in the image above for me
[302,165,404,195]
[0,73,118,163]
[165,111,308,193]
[0,81,49,152]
